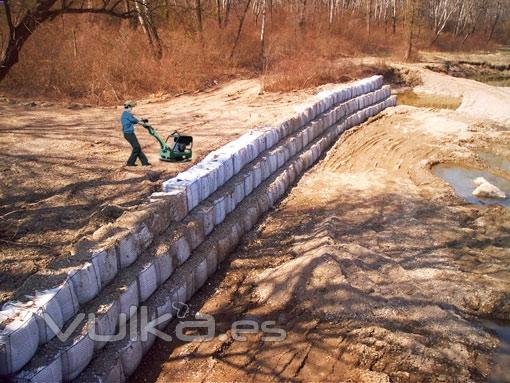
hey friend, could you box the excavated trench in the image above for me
[0,76,395,382]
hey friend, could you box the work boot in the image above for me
[126,163,138,167]
[142,163,152,166]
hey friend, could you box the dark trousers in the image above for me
[124,133,149,165]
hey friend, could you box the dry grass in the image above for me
[0,12,500,105]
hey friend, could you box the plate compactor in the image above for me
[141,119,193,162]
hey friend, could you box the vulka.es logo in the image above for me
[43,303,286,343]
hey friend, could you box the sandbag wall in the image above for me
[0,76,396,382]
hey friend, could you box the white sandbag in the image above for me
[93,300,120,351]
[288,116,300,133]
[247,140,259,163]
[216,235,230,263]
[279,171,290,191]
[119,280,139,318]
[140,309,157,356]
[325,96,333,110]
[294,157,304,176]
[134,223,152,252]
[194,168,213,201]
[267,152,278,174]
[173,236,191,265]
[234,181,245,206]
[194,204,215,236]
[358,96,366,109]
[194,260,208,291]
[310,121,321,140]
[205,246,219,277]
[304,126,315,145]
[137,263,158,302]
[183,217,205,250]
[277,122,290,140]
[206,152,234,182]
[117,233,139,269]
[165,178,201,211]
[288,138,298,157]
[255,191,271,214]
[155,251,174,286]
[61,333,94,381]
[120,339,143,377]
[242,206,260,233]
[374,75,384,89]
[30,288,64,345]
[266,128,281,149]
[265,185,276,206]
[301,149,313,169]
[304,107,315,124]
[276,148,285,168]
[170,281,188,313]
[53,280,79,323]
[343,87,352,101]
[228,222,243,249]
[0,306,39,375]
[312,144,321,163]
[91,248,118,287]
[224,189,236,215]
[213,196,226,225]
[249,130,266,154]
[327,111,336,128]
[154,298,173,331]
[301,129,310,147]
[243,172,254,196]
[16,354,62,383]
[281,146,290,164]
[252,163,262,188]
[381,85,391,99]
[183,267,196,300]
[232,146,248,174]
[69,262,101,305]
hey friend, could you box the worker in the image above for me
[121,100,151,166]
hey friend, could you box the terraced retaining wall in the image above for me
[0,76,396,382]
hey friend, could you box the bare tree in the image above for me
[0,0,136,81]
[134,0,163,58]
[229,0,253,60]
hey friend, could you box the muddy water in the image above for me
[479,152,510,173]
[396,90,462,110]
[484,320,510,383]
[433,165,510,208]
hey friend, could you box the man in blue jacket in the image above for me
[121,100,150,166]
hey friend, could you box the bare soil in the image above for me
[1,53,510,382]
[0,80,322,303]
[132,69,510,382]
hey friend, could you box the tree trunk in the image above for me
[0,0,59,82]
[135,0,163,59]
[367,0,373,40]
[224,0,232,27]
[260,0,267,66]
[329,0,335,29]
[488,2,502,42]
[299,0,307,28]
[229,0,252,60]
[195,0,203,37]
[405,0,416,62]
[216,0,222,28]
[392,0,397,34]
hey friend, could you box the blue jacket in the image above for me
[121,110,139,134]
